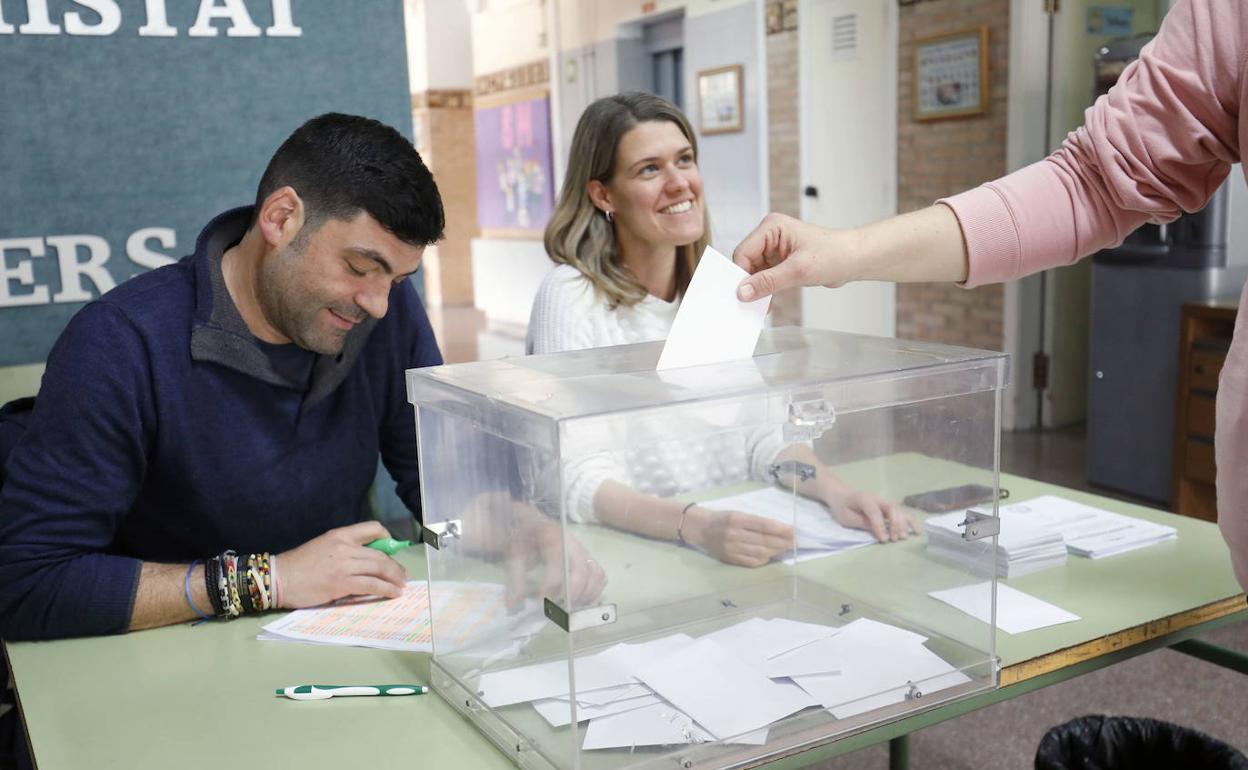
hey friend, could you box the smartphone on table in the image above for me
[902,483,1006,513]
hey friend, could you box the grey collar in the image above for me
[188,207,376,407]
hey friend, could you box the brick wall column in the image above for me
[412,89,478,307]
[895,1,1009,351]
[765,0,802,327]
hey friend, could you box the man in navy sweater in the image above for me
[0,114,458,639]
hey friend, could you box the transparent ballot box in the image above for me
[405,327,1008,770]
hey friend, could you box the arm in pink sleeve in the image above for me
[942,0,1243,287]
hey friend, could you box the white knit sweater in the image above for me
[525,264,679,354]
[524,264,785,524]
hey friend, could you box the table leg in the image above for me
[1170,638,1248,675]
[889,734,910,770]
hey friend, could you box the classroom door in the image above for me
[798,0,897,336]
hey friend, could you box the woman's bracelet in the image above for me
[676,502,697,546]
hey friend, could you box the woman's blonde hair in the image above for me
[544,91,711,308]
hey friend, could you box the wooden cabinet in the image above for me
[1173,298,1238,521]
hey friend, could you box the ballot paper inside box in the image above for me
[405,327,1008,770]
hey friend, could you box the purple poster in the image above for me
[474,94,554,234]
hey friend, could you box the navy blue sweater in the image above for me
[0,208,442,640]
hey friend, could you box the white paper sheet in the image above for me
[552,683,648,707]
[581,702,769,750]
[656,247,771,371]
[476,654,632,708]
[475,634,696,708]
[791,620,969,719]
[928,582,1081,635]
[700,617,840,668]
[634,638,816,739]
[257,581,543,654]
[701,487,877,556]
[533,692,661,727]
[764,635,843,679]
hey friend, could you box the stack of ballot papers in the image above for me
[925,495,1178,576]
[473,615,971,750]
[1004,495,1178,559]
[925,508,1067,578]
[701,487,876,561]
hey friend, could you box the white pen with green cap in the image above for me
[277,684,429,701]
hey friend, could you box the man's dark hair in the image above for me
[252,113,444,246]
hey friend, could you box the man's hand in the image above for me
[732,213,852,301]
[682,507,795,568]
[826,490,920,543]
[505,519,608,612]
[276,521,408,608]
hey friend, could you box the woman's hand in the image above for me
[682,507,795,567]
[825,490,920,543]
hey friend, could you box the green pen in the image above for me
[365,537,414,555]
[277,684,429,701]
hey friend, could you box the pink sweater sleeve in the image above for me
[943,0,1244,287]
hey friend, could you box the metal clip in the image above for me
[420,519,462,550]
[768,460,816,483]
[784,399,837,442]
[904,682,923,701]
[958,508,1000,542]
[543,598,617,632]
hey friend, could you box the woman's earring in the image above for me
[605,210,614,224]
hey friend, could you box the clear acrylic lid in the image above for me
[407,327,1008,452]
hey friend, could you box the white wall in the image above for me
[405,0,475,92]
[799,0,896,338]
[471,239,553,328]
[684,1,767,252]
[472,0,549,75]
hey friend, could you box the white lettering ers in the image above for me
[0,0,301,37]
[0,228,177,308]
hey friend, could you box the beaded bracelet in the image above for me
[203,554,224,617]
[201,550,276,619]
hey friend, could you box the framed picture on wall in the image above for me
[914,26,988,121]
[473,88,555,239]
[697,64,744,135]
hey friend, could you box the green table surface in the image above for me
[7,458,1245,770]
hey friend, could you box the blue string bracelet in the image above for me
[184,559,212,624]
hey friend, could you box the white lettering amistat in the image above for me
[0,228,178,309]
[0,0,301,37]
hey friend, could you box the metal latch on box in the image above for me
[420,519,462,550]
[543,598,617,632]
[784,399,837,442]
[769,460,816,483]
[958,509,1000,542]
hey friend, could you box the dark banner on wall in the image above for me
[0,0,413,366]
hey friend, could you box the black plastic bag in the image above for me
[1035,715,1248,770]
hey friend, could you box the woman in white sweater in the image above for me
[527,92,915,567]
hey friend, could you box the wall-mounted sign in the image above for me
[0,0,413,367]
